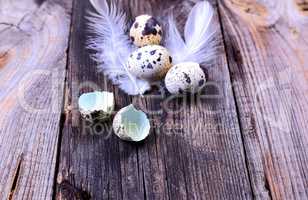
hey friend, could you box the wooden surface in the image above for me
[0,0,307,199]
[0,0,72,199]
[219,0,308,199]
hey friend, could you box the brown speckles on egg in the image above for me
[183,73,191,84]
[129,15,162,47]
[142,17,160,36]
[134,22,139,28]
[137,53,142,60]
[198,79,205,86]
[150,50,156,55]
[116,126,121,134]
[165,62,207,94]
[127,45,172,80]
[169,56,172,63]
[147,63,153,69]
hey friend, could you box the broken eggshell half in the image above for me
[113,104,150,142]
[78,91,115,122]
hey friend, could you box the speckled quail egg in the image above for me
[130,15,162,47]
[127,45,172,81]
[113,104,150,142]
[165,62,206,94]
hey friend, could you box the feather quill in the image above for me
[165,1,219,65]
[87,0,150,95]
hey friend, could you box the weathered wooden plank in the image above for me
[56,0,252,199]
[218,0,308,199]
[0,0,72,199]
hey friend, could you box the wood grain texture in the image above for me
[218,0,308,199]
[0,0,72,199]
[56,0,253,199]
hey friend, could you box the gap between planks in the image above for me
[215,1,262,199]
[52,0,76,198]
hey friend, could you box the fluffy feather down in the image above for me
[87,0,150,95]
[165,1,218,65]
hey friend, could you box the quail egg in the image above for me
[130,15,162,47]
[113,104,151,142]
[78,91,115,122]
[165,62,206,94]
[127,45,172,81]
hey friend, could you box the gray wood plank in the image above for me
[218,0,308,199]
[56,0,253,199]
[0,0,72,199]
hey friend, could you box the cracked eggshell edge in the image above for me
[78,91,115,121]
[112,104,151,142]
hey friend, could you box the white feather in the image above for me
[87,0,150,95]
[165,1,219,65]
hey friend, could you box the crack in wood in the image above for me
[0,51,10,69]
[142,167,147,200]
[52,112,67,200]
[52,37,73,200]
[0,22,31,36]
[52,0,75,198]
[8,154,23,200]
[264,174,273,200]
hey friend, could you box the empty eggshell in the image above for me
[113,104,151,142]
[165,62,206,94]
[130,15,162,47]
[127,45,172,81]
[78,91,114,122]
